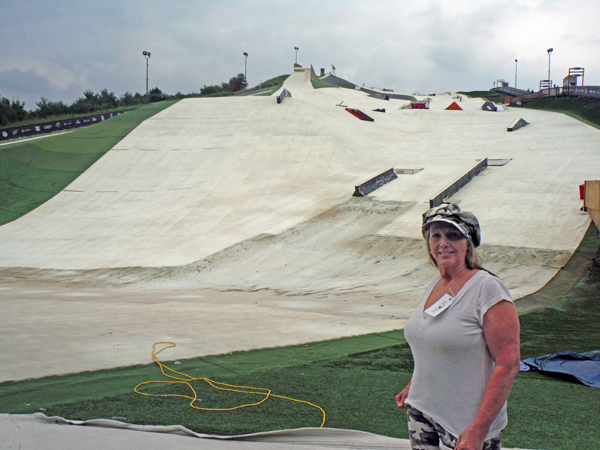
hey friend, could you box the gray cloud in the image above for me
[0,68,83,109]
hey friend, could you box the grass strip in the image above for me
[0,100,177,226]
[244,75,288,93]
[0,331,406,414]
[256,88,280,97]
[311,79,339,89]
[521,96,600,129]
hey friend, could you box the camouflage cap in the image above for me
[422,203,481,247]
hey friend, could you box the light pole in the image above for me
[294,47,299,65]
[243,52,248,86]
[515,59,518,89]
[142,51,151,96]
[547,48,553,86]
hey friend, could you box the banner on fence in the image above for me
[0,110,132,143]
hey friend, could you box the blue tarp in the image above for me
[520,350,600,388]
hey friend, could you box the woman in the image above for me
[395,204,520,450]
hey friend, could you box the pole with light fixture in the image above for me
[243,52,248,86]
[142,51,151,96]
[515,59,518,89]
[547,48,553,86]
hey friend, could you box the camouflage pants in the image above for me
[405,404,501,450]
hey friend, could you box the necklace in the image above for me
[438,279,456,298]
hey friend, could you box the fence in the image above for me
[493,87,529,97]
[0,110,133,143]
[500,85,600,105]
[562,85,600,100]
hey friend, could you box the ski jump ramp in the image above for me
[0,67,598,381]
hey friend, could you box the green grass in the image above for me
[458,90,514,103]
[199,91,238,98]
[246,74,288,92]
[318,75,357,90]
[0,331,406,415]
[311,79,339,89]
[256,88,281,96]
[1,224,599,449]
[0,100,177,226]
[521,97,600,129]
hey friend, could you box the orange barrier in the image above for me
[445,102,462,111]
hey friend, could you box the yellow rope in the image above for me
[134,342,326,427]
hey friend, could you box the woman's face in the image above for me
[428,222,469,271]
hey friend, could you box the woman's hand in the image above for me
[456,424,487,450]
[395,380,411,409]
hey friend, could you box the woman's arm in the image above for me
[395,379,412,409]
[456,300,521,450]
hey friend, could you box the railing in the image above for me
[353,168,398,197]
[429,159,488,208]
[506,85,600,105]
[493,87,529,96]
[562,85,600,99]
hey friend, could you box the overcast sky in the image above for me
[1,0,599,110]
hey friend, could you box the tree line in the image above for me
[1,72,250,128]
[0,87,170,127]
[200,73,248,96]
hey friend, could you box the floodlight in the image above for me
[547,48,553,86]
[142,51,151,97]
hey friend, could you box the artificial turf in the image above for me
[521,96,600,130]
[310,79,339,89]
[0,100,178,226]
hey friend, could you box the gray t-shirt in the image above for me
[404,270,512,439]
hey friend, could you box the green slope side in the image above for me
[522,97,600,130]
[0,100,178,226]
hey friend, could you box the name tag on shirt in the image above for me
[424,294,454,317]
